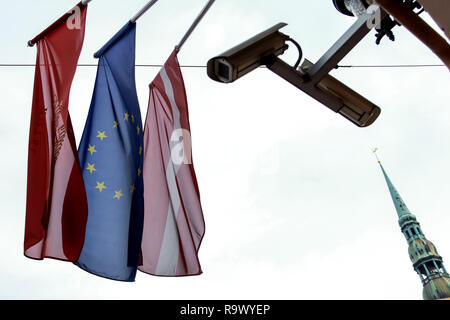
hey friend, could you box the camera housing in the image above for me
[207,23,289,83]
[206,22,381,127]
[299,59,381,127]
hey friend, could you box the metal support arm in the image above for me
[261,4,382,127]
[306,4,386,85]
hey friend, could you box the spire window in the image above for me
[426,261,439,276]
[418,265,429,281]
[405,229,411,239]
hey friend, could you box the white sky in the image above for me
[0,0,449,300]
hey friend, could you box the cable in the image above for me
[336,64,445,68]
[0,63,445,68]
[0,63,205,68]
[286,37,303,69]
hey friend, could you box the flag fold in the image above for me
[24,3,88,262]
[140,50,205,277]
[76,22,144,282]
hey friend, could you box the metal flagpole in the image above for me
[130,0,159,23]
[176,0,216,51]
[91,0,160,58]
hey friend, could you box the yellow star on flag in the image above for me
[131,114,135,123]
[137,126,141,135]
[137,167,142,177]
[95,181,106,192]
[113,190,124,200]
[97,131,107,141]
[113,121,118,129]
[86,163,96,174]
[124,112,129,121]
[88,145,97,156]
[130,185,136,193]
[139,146,143,155]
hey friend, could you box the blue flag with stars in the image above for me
[77,22,144,281]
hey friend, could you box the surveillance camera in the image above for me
[299,59,381,127]
[207,22,381,127]
[207,23,290,83]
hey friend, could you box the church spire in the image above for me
[378,160,411,218]
[373,148,450,300]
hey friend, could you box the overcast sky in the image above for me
[1,0,449,300]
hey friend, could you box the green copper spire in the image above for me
[379,163,411,218]
[374,149,450,300]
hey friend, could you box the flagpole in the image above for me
[176,0,216,51]
[130,0,159,23]
[27,0,92,47]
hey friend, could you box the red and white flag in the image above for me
[140,50,205,276]
[24,3,88,262]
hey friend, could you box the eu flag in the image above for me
[77,22,144,281]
